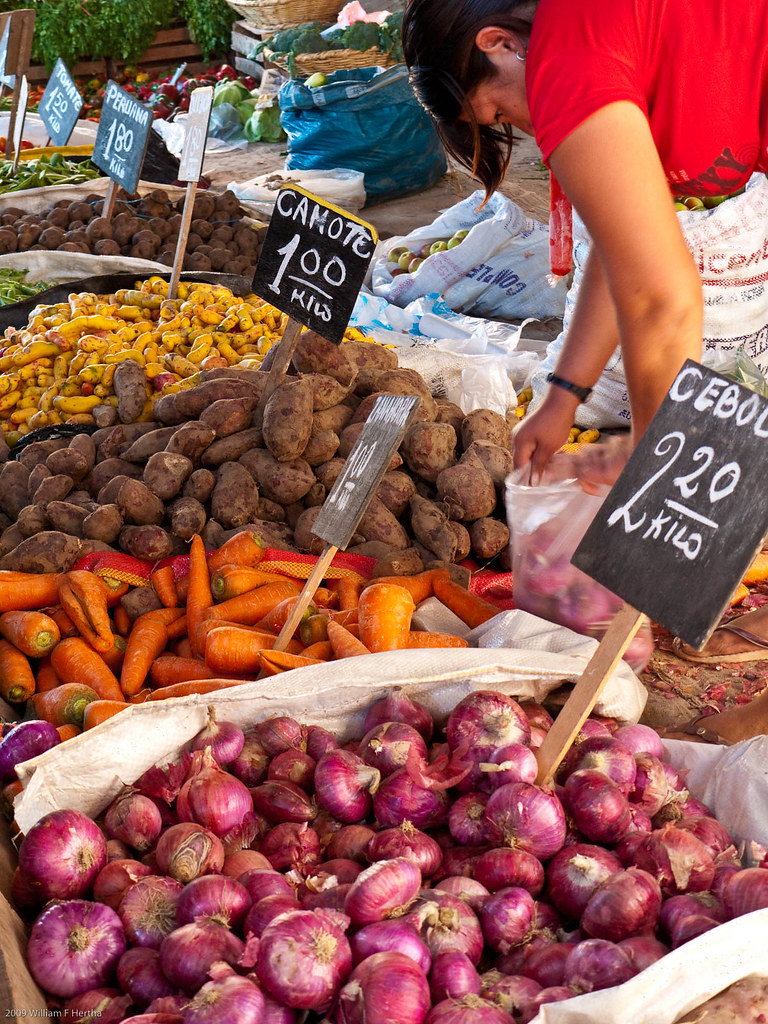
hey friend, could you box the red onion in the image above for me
[350,918,432,972]
[373,769,448,829]
[520,986,576,1023]
[630,753,672,816]
[712,861,741,901]
[104,791,162,853]
[546,843,623,921]
[268,749,317,791]
[563,938,635,993]
[240,868,296,903]
[677,816,736,859]
[309,859,364,884]
[531,900,561,935]
[177,748,252,837]
[724,867,768,917]
[363,688,434,742]
[481,971,542,1016]
[304,882,354,911]
[345,857,422,924]
[222,848,271,878]
[93,859,153,909]
[446,691,530,758]
[146,996,188,1014]
[64,987,132,1021]
[429,949,481,1002]
[159,919,245,992]
[0,719,60,783]
[18,808,107,902]
[117,947,175,1007]
[257,908,352,1010]
[613,723,664,759]
[245,892,301,935]
[478,887,535,952]
[426,995,515,1023]
[190,706,245,765]
[327,824,376,863]
[367,823,442,877]
[522,942,572,987]
[563,769,632,844]
[183,972,265,1024]
[306,724,339,761]
[627,804,653,834]
[27,899,126,999]
[155,822,224,883]
[669,912,720,948]
[474,847,544,895]
[448,792,490,846]
[118,875,183,948]
[411,891,484,963]
[250,780,316,823]
[11,866,41,911]
[521,701,554,731]
[433,877,489,911]
[335,950,431,1024]
[261,991,299,1023]
[120,1014,184,1023]
[315,749,381,823]
[618,935,669,970]
[484,782,566,859]
[260,821,322,873]
[359,722,428,778]
[478,744,538,791]
[229,733,270,786]
[563,736,637,794]
[581,867,662,941]
[176,872,251,930]
[659,892,726,937]
[252,716,305,756]
[437,846,485,880]
[106,838,133,861]
[631,824,715,895]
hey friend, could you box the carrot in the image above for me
[36,655,60,693]
[330,576,362,612]
[150,656,214,688]
[312,587,338,610]
[366,569,451,606]
[151,565,178,608]
[56,724,81,742]
[165,612,188,640]
[0,639,35,703]
[113,604,131,637]
[97,635,127,675]
[0,610,60,657]
[128,689,153,704]
[257,650,326,676]
[51,637,125,703]
[97,576,130,607]
[33,683,100,728]
[432,576,500,628]
[58,570,115,653]
[187,535,213,659]
[205,626,279,675]
[149,677,254,700]
[730,582,750,606]
[82,700,130,730]
[196,618,275,657]
[0,572,61,613]
[300,613,331,646]
[204,580,301,627]
[257,596,316,635]
[207,530,266,573]
[121,614,169,697]
[744,551,768,585]
[45,605,79,639]
[404,630,470,648]
[210,565,289,602]
[173,637,193,659]
[302,640,333,660]
[357,582,415,653]
[327,619,372,659]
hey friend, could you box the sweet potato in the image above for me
[17,438,69,469]
[201,428,263,467]
[88,458,142,496]
[376,471,416,517]
[121,425,178,462]
[460,440,514,490]
[82,504,124,544]
[26,464,51,499]
[337,422,402,470]
[200,366,266,387]
[46,447,89,482]
[305,372,357,411]
[143,452,194,501]
[113,358,148,423]
[410,494,458,563]
[315,458,346,492]
[373,368,435,407]
[169,497,207,541]
[370,547,425,578]
[263,377,314,462]
[339,339,398,385]
[45,501,89,536]
[220,520,296,551]
[461,408,510,450]
[183,468,216,503]
[304,481,326,507]
[292,330,356,384]
[0,461,30,519]
[174,379,257,420]
[401,422,457,483]
[283,502,305,529]
[118,479,166,526]
[164,421,216,463]
[120,587,163,622]
[33,474,74,506]
[96,422,159,461]
[255,497,286,523]
[16,504,50,538]
[153,393,188,426]
[0,524,22,557]
[357,497,410,549]
[239,449,315,505]
[65,490,97,511]
[0,531,81,573]
[68,433,96,473]
[93,404,119,427]
[293,507,324,555]
[211,463,259,529]
[302,429,340,466]
[434,400,465,435]
[199,397,256,437]
[119,525,174,562]
[436,463,497,522]
[469,517,510,559]
[312,404,354,435]
[97,475,133,506]
[201,519,226,550]
[450,521,472,562]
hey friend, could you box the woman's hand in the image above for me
[511,387,580,484]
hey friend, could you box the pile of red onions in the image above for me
[13,693,758,1024]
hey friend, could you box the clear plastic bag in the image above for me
[506,471,653,672]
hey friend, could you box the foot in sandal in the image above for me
[664,689,768,745]
[672,605,768,664]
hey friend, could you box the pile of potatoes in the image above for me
[0,333,516,581]
[0,187,265,275]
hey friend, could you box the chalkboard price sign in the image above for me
[251,185,378,345]
[177,86,213,183]
[92,81,153,196]
[39,58,83,147]
[573,359,768,648]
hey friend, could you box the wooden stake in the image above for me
[254,317,303,425]
[101,178,120,222]
[534,602,646,786]
[273,543,338,652]
[168,180,198,300]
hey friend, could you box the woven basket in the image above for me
[225,0,343,29]
[269,47,398,75]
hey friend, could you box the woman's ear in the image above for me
[474,25,521,58]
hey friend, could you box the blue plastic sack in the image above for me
[279,65,447,205]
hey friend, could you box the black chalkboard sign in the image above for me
[313,394,419,549]
[573,359,768,648]
[39,58,83,147]
[251,185,377,345]
[92,81,153,196]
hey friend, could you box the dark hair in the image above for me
[403,0,537,195]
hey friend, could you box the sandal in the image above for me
[672,624,768,664]
[678,713,733,746]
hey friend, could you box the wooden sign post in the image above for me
[168,86,214,300]
[0,9,35,163]
[251,185,378,415]
[10,74,27,174]
[91,81,153,222]
[535,358,768,783]
[39,58,84,148]
[274,394,419,650]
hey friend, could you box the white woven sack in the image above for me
[370,189,568,320]
[531,173,768,428]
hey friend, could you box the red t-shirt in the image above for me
[527,0,768,197]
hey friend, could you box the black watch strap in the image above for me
[545,372,593,403]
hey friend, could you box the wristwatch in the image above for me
[545,372,593,403]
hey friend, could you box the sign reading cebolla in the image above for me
[251,185,378,345]
[39,58,83,147]
[573,359,768,648]
[92,81,153,195]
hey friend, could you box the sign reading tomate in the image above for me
[92,81,152,196]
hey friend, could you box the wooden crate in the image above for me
[232,19,281,75]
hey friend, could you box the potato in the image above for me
[120,587,163,622]
[434,400,465,436]
[183,468,216,504]
[376,471,416,517]
[370,547,425,578]
[0,433,9,464]
[0,462,30,520]
[304,372,357,411]
[461,408,510,450]
[174,379,258,420]
[113,359,148,424]
[357,498,410,549]
[96,422,160,461]
[82,504,123,544]
[200,366,267,387]
[163,421,216,463]
[401,422,457,483]
[409,494,458,563]
[199,397,256,437]
[121,425,179,462]
[169,497,207,541]
[68,433,96,473]
[46,447,90,482]
[26,464,51,499]
[450,521,472,562]
[17,438,69,468]
[347,540,399,559]
[45,501,90,536]
[211,462,259,529]
[16,504,50,538]
[97,475,133,507]
[118,479,166,526]
[201,519,226,551]
[201,428,263,467]
[312,404,354,435]
[261,377,314,463]
[33,474,74,506]
[293,507,325,555]
[0,524,23,557]
[88,458,142,496]
[315,458,346,491]
[255,497,287,523]
[239,449,315,505]
[469,517,510,559]
[153,393,188,426]
[143,452,194,502]
[460,440,514,490]
[119,525,174,561]
[302,429,340,466]
[93,404,120,428]
[303,481,326,507]
[0,531,81,573]
[373,367,435,407]
[436,463,497,521]
[292,330,356,384]
[339,339,398,380]
[282,502,305,530]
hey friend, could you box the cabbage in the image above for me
[244,105,286,144]
[236,98,259,124]
[213,80,250,107]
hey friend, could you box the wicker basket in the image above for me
[269,47,399,75]
[225,0,343,30]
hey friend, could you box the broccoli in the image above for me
[341,20,381,52]
[256,21,328,57]
[378,11,404,61]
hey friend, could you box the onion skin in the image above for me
[158,919,245,993]
[563,938,635,993]
[175,873,251,930]
[484,783,566,860]
[18,808,107,902]
[93,858,153,910]
[580,867,662,942]
[155,822,224,883]
[335,950,431,1024]
[630,753,672,816]
[183,973,265,1024]
[545,843,623,921]
[117,875,183,949]
[104,791,163,853]
[724,867,768,917]
[0,719,60,783]
[64,987,132,1022]
[474,847,545,896]
[425,995,516,1023]
[315,749,381,824]
[367,824,442,877]
[350,918,432,972]
[363,688,434,743]
[345,858,422,925]
[631,824,715,895]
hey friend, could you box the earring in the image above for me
[515,50,526,62]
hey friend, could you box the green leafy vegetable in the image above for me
[341,21,380,52]
[244,105,287,144]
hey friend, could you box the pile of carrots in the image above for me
[0,530,502,750]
